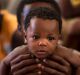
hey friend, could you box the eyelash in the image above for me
[32,35,40,40]
[47,36,55,41]
[32,35,55,41]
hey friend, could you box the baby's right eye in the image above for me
[32,34,40,40]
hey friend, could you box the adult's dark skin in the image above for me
[1,45,80,75]
[63,18,80,51]
[0,1,80,75]
[0,45,72,75]
[1,17,80,75]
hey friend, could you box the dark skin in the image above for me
[0,2,80,75]
[1,45,80,75]
[0,17,72,75]
[10,17,80,75]
[63,18,80,51]
[12,17,71,75]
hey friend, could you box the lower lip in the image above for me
[36,51,47,57]
[37,52,46,54]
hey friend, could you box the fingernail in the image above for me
[43,59,46,62]
[41,65,44,69]
[37,71,42,75]
[37,64,42,67]
[35,58,40,62]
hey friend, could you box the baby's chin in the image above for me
[34,52,52,59]
[35,54,47,59]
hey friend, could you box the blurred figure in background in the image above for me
[0,0,18,61]
[11,30,24,50]
[0,2,6,61]
[63,18,80,51]
[56,0,80,19]
[56,0,80,50]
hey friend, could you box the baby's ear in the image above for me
[20,25,26,36]
[20,24,27,44]
[24,37,27,44]
[20,15,26,37]
[23,30,27,44]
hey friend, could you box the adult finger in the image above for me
[11,54,31,65]
[43,66,65,75]
[43,59,69,74]
[11,59,36,73]
[51,54,70,67]
[12,64,38,75]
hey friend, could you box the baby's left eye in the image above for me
[47,36,55,40]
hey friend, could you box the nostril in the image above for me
[38,41,47,46]
[39,42,42,46]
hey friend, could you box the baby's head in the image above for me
[23,7,62,59]
[17,0,62,59]
[17,0,61,31]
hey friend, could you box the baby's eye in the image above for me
[47,36,55,41]
[32,34,40,40]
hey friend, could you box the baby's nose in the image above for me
[38,40,48,46]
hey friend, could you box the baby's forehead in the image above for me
[30,17,58,25]
[29,17,59,33]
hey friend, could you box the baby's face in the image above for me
[26,17,59,59]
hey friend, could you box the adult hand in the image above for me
[0,45,38,75]
[10,54,38,75]
[42,55,71,75]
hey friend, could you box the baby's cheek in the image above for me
[48,44,57,54]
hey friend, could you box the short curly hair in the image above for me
[24,7,62,33]
[17,0,62,33]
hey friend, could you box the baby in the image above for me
[0,0,80,75]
